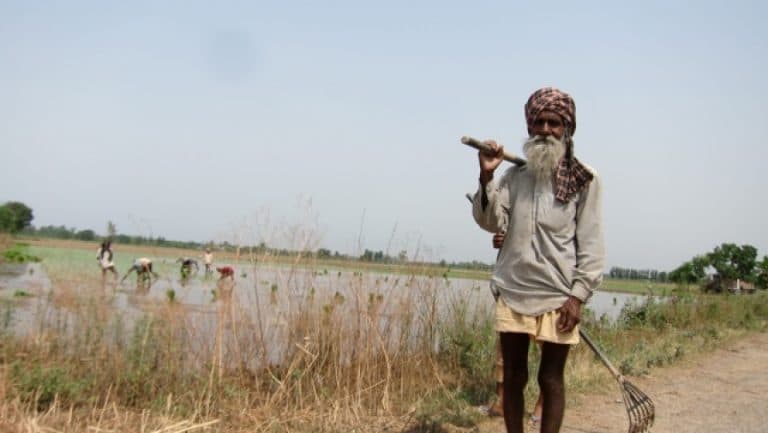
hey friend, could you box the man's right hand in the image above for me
[492,232,505,249]
[478,140,504,184]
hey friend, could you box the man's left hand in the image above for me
[556,296,582,333]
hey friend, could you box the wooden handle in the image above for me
[579,329,623,381]
[461,136,527,166]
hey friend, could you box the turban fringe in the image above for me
[525,87,593,203]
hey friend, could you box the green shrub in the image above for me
[438,299,496,404]
[3,246,41,263]
[11,362,90,410]
[414,390,483,429]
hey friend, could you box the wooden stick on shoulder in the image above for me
[461,136,527,166]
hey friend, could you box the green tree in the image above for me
[734,244,758,282]
[669,255,709,285]
[669,262,698,285]
[691,254,710,277]
[756,256,768,290]
[74,229,96,241]
[0,201,34,234]
[707,243,757,282]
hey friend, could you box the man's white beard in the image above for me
[523,135,567,183]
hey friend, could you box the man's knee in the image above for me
[537,369,565,393]
[504,366,528,389]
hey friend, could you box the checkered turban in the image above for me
[524,87,592,203]
[524,87,576,136]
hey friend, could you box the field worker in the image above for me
[177,257,199,278]
[121,257,160,285]
[472,87,604,433]
[96,240,118,282]
[203,249,214,275]
[216,265,235,281]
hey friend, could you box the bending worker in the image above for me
[216,265,235,281]
[120,257,160,285]
[177,257,199,278]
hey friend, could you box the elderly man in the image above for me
[472,87,604,433]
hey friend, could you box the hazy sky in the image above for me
[2,1,767,271]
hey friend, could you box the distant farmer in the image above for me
[203,249,214,275]
[96,240,118,282]
[216,265,235,281]
[121,257,160,285]
[177,257,199,278]
[471,87,604,433]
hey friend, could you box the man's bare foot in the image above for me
[488,402,503,417]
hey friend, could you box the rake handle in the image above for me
[579,329,623,381]
[461,136,527,166]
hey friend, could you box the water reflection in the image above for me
[1,262,652,370]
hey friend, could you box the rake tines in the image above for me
[620,377,655,433]
[580,330,655,433]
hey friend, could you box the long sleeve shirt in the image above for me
[472,163,605,316]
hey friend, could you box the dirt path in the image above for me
[477,332,768,433]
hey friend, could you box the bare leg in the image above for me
[533,392,544,419]
[147,263,159,281]
[538,342,570,433]
[500,332,530,433]
[489,335,505,416]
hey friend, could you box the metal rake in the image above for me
[579,329,655,433]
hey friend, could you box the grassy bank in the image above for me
[597,278,677,295]
[0,240,766,432]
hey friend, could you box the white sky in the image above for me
[1,1,767,270]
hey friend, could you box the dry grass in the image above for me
[2,239,767,432]
[0,240,492,432]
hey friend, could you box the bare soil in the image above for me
[477,332,768,433]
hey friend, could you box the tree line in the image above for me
[18,200,764,283]
[668,243,768,289]
[608,267,669,282]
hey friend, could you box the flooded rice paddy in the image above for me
[0,257,651,370]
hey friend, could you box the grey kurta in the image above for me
[472,163,605,316]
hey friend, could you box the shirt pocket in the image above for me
[538,198,576,234]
